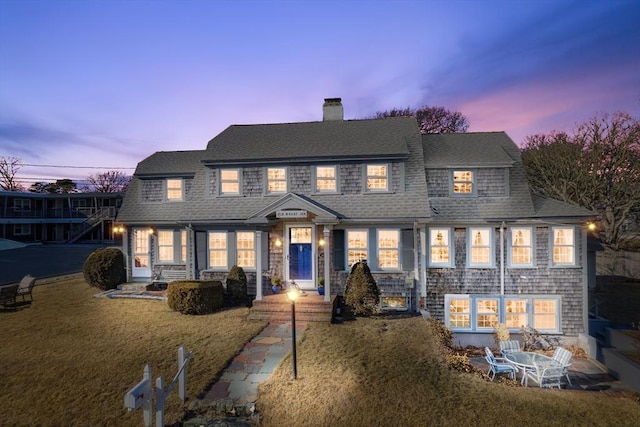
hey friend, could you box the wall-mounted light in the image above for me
[318,238,325,247]
[587,222,596,231]
[148,228,154,235]
[113,225,125,233]
[275,238,282,247]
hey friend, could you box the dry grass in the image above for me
[0,277,266,427]
[258,316,640,427]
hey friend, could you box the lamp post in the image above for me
[287,288,299,379]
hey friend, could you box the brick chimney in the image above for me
[322,98,343,121]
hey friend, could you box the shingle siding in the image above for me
[476,169,508,197]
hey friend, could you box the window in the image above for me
[267,167,287,194]
[366,164,388,192]
[180,230,187,263]
[552,227,575,265]
[505,299,528,328]
[315,165,337,192]
[13,199,31,212]
[166,179,183,201]
[429,228,453,266]
[220,169,240,195]
[476,299,499,329]
[13,224,31,236]
[469,227,493,267]
[347,230,368,267]
[236,232,255,268]
[157,230,174,262]
[377,229,399,269]
[208,232,228,269]
[449,298,471,328]
[453,170,474,194]
[510,227,533,266]
[446,295,560,333]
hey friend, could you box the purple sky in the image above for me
[1,0,638,186]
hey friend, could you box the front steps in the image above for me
[248,293,337,322]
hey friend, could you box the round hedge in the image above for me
[83,247,126,291]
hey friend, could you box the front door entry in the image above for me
[285,225,315,290]
[132,228,152,279]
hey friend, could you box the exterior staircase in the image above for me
[248,293,337,322]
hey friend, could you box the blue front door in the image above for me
[286,225,314,289]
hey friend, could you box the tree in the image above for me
[29,182,53,193]
[522,112,640,250]
[29,179,78,194]
[85,170,131,193]
[369,105,469,134]
[0,156,24,191]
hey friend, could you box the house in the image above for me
[0,191,123,244]
[116,98,595,344]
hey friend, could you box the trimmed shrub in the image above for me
[344,260,380,316]
[82,248,126,291]
[167,280,223,315]
[226,265,247,301]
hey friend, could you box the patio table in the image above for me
[504,351,558,386]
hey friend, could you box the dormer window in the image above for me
[220,169,240,195]
[366,164,388,192]
[166,179,183,201]
[453,170,474,195]
[315,165,337,192]
[267,167,287,194]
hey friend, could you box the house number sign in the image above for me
[276,210,307,218]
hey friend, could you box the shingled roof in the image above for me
[423,132,517,168]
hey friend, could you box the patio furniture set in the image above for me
[0,275,36,311]
[484,340,573,388]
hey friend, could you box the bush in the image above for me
[344,260,380,316]
[226,265,247,301]
[82,248,126,291]
[494,323,510,344]
[167,281,223,315]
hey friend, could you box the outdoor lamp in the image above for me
[287,288,299,379]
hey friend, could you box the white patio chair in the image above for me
[499,340,522,357]
[551,347,573,385]
[527,361,564,389]
[484,347,517,380]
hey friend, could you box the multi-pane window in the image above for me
[315,165,337,192]
[13,199,31,212]
[429,228,452,266]
[505,299,528,328]
[208,232,227,269]
[453,170,473,194]
[449,299,471,328]
[552,227,575,265]
[377,229,399,269]
[477,299,499,329]
[469,227,492,267]
[180,230,187,263]
[267,168,287,194]
[166,179,183,201]
[510,227,532,266]
[534,300,558,330]
[157,230,174,262]
[220,169,240,195]
[347,230,368,267]
[366,164,388,192]
[236,232,256,268]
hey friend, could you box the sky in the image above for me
[1,0,639,186]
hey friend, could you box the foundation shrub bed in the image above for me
[82,247,126,290]
[167,280,223,315]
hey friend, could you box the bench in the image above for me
[0,284,19,310]
[153,268,187,283]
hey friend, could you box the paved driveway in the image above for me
[0,244,111,285]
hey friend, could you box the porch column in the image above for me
[256,231,263,301]
[323,227,331,302]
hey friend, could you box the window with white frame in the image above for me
[347,230,368,267]
[469,227,493,267]
[429,228,453,266]
[236,232,255,268]
[267,167,287,194]
[552,227,575,265]
[453,170,474,194]
[315,165,337,192]
[220,169,240,195]
[446,295,560,332]
[180,230,187,263]
[13,199,31,212]
[366,164,388,192]
[166,179,183,201]
[13,224,31,235]
[510,227,533,266]
[377,229,399,269]
[157,230,175,262]
[208,232,228,269]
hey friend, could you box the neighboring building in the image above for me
[116,98,595,343]
[0,191,123,244]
